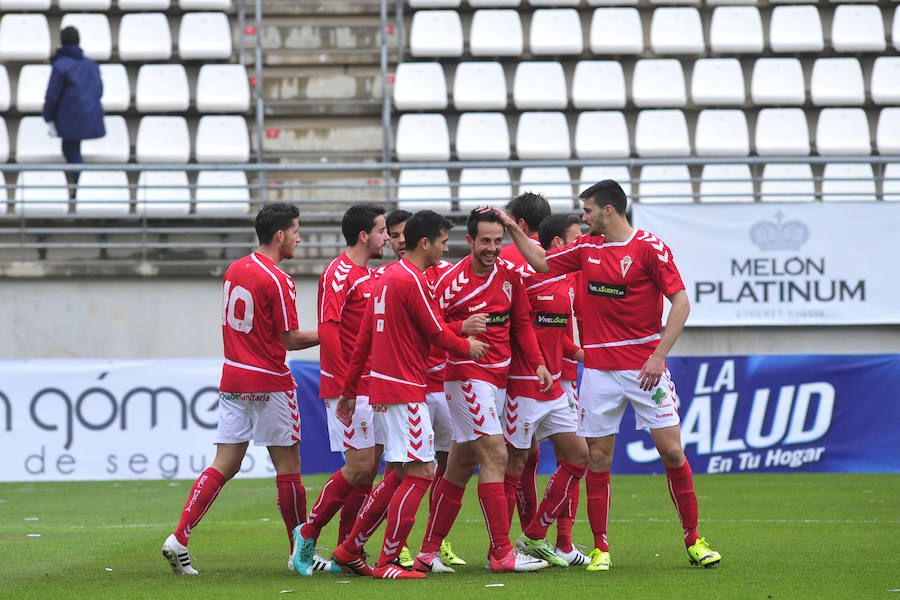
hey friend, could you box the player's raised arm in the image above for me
[484,207,549,273]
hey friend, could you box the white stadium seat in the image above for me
[894,6,900,51]
[15,116,63,163]
[195,170,251,215]
[458,168,512,211]
[590,8,643,55]
[393,62,447,111]
[755,108,810,156]
[871,57,900,105]
[760,164,814,202]
[99,64,130,112]
[631,59,686,108]
[822,164,876,202]
[650,8,704,54]
[515,112,570,159]
[452,62,507,110]
[816,108,870,156]
[470,0,520,6]
[699,164,754,203]
[528,0,578,5]
[196,64,250,113]
[634,109,690,157]
[691,58,745,106]
[180,0,231,8]
[470,10,523,56]
[513,61,567,110]
[529,9,583,55]
[15,65,50,113]
[396,114,450,161]
[769,5,823,53]
[751,58,805,106]
[135,64,190,112]
[75,170,131,216]
[0,14,50,61]
[709,6,763,54]
[518,167,574,212]
[0,66,9,112]
[0,0,50,8]
[136,170,190,216]
[179,12,232,60]
[695,110,749,157]
[574,111,630,158]
[578,166,632,200]
[118,13,172,61]
[831,4,885,52]
[883,164,900,201]
[638,165,693,203]
[60,13,111,61]
[82,115,130,163]
[135,116,189,163]
[119,0,170,8]
[455,112,510,160]
[14,171,69,216]
[410,10,463,57]
[876,108,900,155]
[409,0,460,6]
[0,117,8,163]
[587,0,637,5]
[810,58,864,106]
[59,0,112,8]
[572,61,626,109]
[396,169,452,213]
[195,116,250,163]
[706,0,755,5]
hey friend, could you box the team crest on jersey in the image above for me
[360,421,368,438]
[620,255,633,278]
[502,280,512,302]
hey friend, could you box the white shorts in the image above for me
[427,390,452,453]
[445,379,504,443]
[560,379,578,410]
[324,395,383,452]
[504,392,578,449]
[374,402,436,463]
[577,368,681,438]
[215,390,300,447]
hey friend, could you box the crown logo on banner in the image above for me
[749,211,810,251]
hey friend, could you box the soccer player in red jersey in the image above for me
[414,209,552,574]
[292,204,389,575]
[330,210,488,579]
[495,180,723,571]
[161,203,319,575]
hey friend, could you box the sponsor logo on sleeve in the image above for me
[588,282,627,298]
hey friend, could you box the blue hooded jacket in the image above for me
[42,45,105,140]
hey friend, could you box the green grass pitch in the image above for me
[1,473,898,600]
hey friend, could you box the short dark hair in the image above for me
[538,214,581,250]
[404,210,452,250]
[579,180,628,216]
[466,208,504,239]
[255,202,299,245]
[506,192,551,233]
[60,26,79,46]
[341,203,385,246]
[385,209,412,230]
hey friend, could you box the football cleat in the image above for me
[516,534,569,567]
[488,548,548,573]
[413,551,456,573]
[331,544,375,577]
[687,538,721,568]
[373,558,427,580]
[440,539,466,566]
[162,534,198,575]
[290,526,316,576]
[586,548,611,572]
[555,545,590,567]
[398,545,414,568]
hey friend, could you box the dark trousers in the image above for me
[62,139,83,164]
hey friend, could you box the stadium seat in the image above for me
[180,0,231,8]
[821,164,876,202]
[578,166,632,199]
[755,108,810,156]
[396,169,452,213]
[528,0,578,5]
[515,112,570,159]
[650,8,704,54]
[751,58,805,106]
[469,10,522,56]
[118,13,172,61]
[709,6,763,54]
[99,64,130,112]
[118,0,170,9]
[410,10,463,57]
[196,64,250,113]
[0,66,9,112]
[75,170,131,216]
[469,0,520,5]
[631,59,686,108]
[810,58,864,106]
[831,4,885,52]
[574,111,629,158]
[409,0,459,6]
[0,14,50,61]
[455,112,510,160]
[452,62,507,110]
[15,65,50,113]
[690,58,745,106]
[0,117,9,163]
[699,164,754,203]
[706,0,755,5]
[135,64,190,112]
[136,170,190,216]
[59,0,112,8]
[634,109,690,157]
[14,171,69,216]
[0,0,50,8]
[638,165,693,203]
[760,164,814,202]
[458,168,512,211]
[195,170,251,215]
[179,12,232,60]
[513,61,567,110]
[518,167,574,212]
[876,108,900,155]
[816,108,870,156]
[587,0,637,5]
[571,61,626,109]
[195,116,250,163]
[871,57,900,105]
[15,116,63,163]
[883,163,900,201]
[396,114,450,161]
[589,8,643,55]
[695,110,749,156]
[82,115,130,163]
[894,6,900,51]
[135,116,189,163]
[529,9,583,55]
[769,5,823,53]
[59,13,111,61]
[393,62,447,111]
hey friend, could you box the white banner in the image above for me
[633,202,900,325]
[0,359,277,481]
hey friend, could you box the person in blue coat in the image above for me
[42,26,105,164]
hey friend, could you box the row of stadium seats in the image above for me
[1,116,250,163]
[394,109,900,160]
[0,0,229,9]
[1,63,249,114]
[408,0,893,6]
[0,12,232,61]
[409,6,900,58]
[394,57,900,110]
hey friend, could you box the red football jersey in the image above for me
[220,252,299,393]
[546,230,685,370]
[425,260,453,392]
[562,273,581,380]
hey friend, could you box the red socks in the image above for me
[555,474,580,552]
[338,482,372,545]
[173,467,226,545]
[666,460,699,546]
[376,475,430,567]
[517,447,540,527]
[299,468,352,541]
[276,473,306,549]
[428,465,444,511]
[585,469,610,551]
[478,481,513,560]
[523,461,585,540]
[421,477,465,553]
[341,470,402,555]
[503,473,520,530]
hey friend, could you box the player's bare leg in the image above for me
[584,435,614,571]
